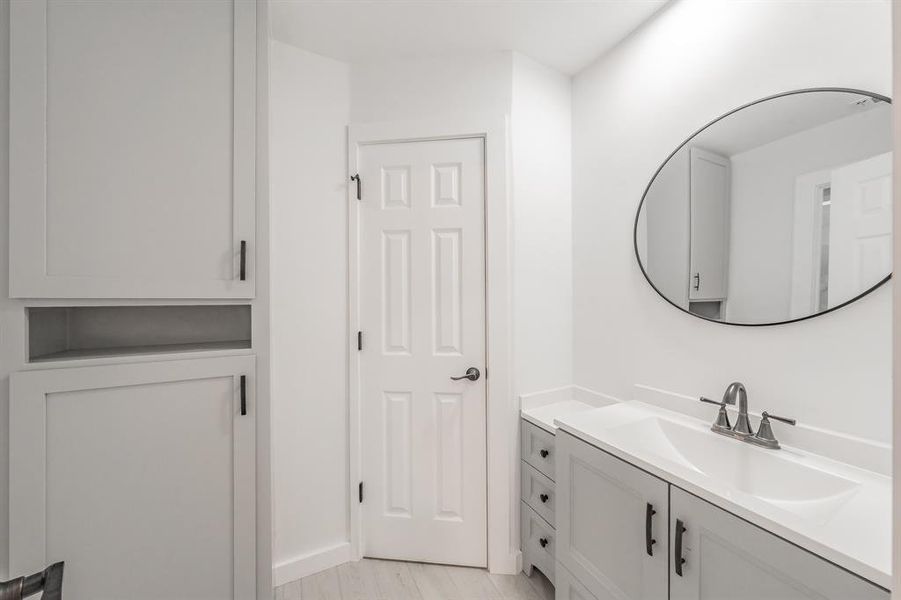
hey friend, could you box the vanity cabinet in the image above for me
[9,356,256,600]
[521,419,557,583]
[9,0,256,298]
[670,488,888,600]
[556,431,888,600]
[555,431,668,600]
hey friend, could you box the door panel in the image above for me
[689,147,730,300]
[9,356,256,599]
[828,152,893,306]
[670,487,887,600]
[360,137,487,566]
[556,431,668,600]
[9,0,255,298]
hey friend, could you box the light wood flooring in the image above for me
[274,559,555,600]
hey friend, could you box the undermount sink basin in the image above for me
[603,417,862,522]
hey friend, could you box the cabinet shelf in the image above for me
[28,305,252,363]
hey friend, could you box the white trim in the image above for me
[347,114,515,574]
[272,542,352,587]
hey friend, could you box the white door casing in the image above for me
[9,356,256,599]
[9,0,256,298]
[358,136,488,566]
[828,152,893,306]
[689,147,731,301]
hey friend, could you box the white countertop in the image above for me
[554,401,892,589]
[521,399,600,433]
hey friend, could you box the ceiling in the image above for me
[694,91,890,157]
[270,0,669,75]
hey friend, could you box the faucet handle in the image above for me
[749,411,796,449]
[762,411,796,426]
[700,396,726,407]
[699,397,731,431]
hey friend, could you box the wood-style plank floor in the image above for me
[274,559,555,600]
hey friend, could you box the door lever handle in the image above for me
[450,367,480,381]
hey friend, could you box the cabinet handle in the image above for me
[539,449,549,458]
[675,519,687,576]
[645,503,657,556]
[239,241,247,281]
[693,272,700,291]
[538,537,548,548]
[240,375,247,416]
[539,493,549,503]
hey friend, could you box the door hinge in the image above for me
[350,174,361,200]
[358,481,364,503]
[357,331,362,351]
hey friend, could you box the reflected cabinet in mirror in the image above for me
[635,89,892,325]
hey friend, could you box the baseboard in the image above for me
[272,542,352,587]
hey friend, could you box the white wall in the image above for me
[511,53,573,396]
[727,107,892,322]
[572,0,892,443]
[349,51,513,124]
[269,41,351,578]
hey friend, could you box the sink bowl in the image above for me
[603,417,862,522]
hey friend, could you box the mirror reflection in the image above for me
[635,89,892,325]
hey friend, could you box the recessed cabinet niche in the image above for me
[28,305,251,362]
[9,0,256,298]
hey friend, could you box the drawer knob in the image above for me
[539,449,549,458]
[539,537,549,548]
[539,493,549,503]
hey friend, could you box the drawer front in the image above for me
[521,461,555,526]
[522,419,556,480]
[521,501,555,583]
[556,562,599,600]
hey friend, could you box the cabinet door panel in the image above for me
[670,487,887,600]
[689,147,730,301]
[10,356,256,600]
[556,431,668,600]
[10,0,255,298]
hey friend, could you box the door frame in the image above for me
[347,115,515,573]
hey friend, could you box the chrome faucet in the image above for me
[700,382,796,449]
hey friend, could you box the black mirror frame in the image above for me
[633,87,893,327]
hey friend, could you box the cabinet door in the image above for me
[9,0,256,298]
[556,431,668,600]
[689,147,730,300]
[670,488,888,600]
[9,356,256,600]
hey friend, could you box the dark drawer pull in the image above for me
[645,503,657,556]
[675,519,687,576]
[539,493,549,503]
[539,449,549,458]
[538,537,548,548]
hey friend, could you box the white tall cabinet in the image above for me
[9,0,256,299]
[6,0,265,596]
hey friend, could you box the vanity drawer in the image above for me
[521,461,555,526]
[522,419,555,480]
[521,501,555,584]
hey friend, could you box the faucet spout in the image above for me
[723,382,752,436]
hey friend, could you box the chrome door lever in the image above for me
[450,367,480,382]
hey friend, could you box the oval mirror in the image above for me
[635,89,892,326]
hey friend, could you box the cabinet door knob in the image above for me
[539,449,549,458]
[539,493,549,503]
[538,537,548,548]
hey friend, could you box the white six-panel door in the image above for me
[9,356,256,600]
[828,151,893,306]
[358,137,487,566]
